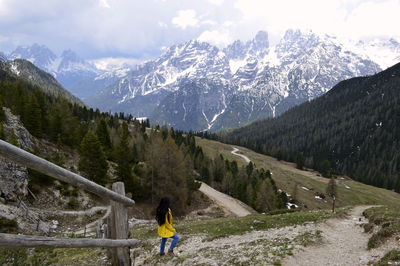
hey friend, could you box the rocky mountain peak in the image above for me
[61,49,83,63]
[0,52,7,62]
[248,30,269,57]
[9,43,57,70]
[224,31,269,61]
[57,49,95,73]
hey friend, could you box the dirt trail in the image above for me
[198,182,253,217]
[283,205,393,266]
[231,147,251,163]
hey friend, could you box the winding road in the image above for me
[231,147,251,163]
[198,182,253,217]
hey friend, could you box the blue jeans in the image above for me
[160,233,180,254]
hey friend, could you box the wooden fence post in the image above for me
[110,182,130,266]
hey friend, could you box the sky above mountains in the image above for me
[0,0,399,61]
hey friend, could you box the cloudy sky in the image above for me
[0,0,399,60]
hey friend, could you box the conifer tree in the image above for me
[326,177,337,198]
[115,126,133,187]
[8,128,19,147]
[254,178,279,212]
[96,118,112,154]
[0,123,5,140]
[0,107,5,123]
[23,94,42,137]
[78,130,108,185]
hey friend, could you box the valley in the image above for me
[2,133,399,265]
[1,2,400,265]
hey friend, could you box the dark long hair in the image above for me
[156,197,170,225]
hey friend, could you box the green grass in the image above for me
[131,207,347,241]
[375,250,400,265]
[0,248,107,266]
[0,218,18,233]
[294,230,322,247]
[363,206,400,249]
[195,137,400,209]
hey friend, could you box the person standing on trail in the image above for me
[156,197,180,256]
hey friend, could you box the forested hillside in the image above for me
[219,62,400,192]
[0,62,284,216]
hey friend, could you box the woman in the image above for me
[156,197,180,256]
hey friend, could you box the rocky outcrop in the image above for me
[0,107,34,202]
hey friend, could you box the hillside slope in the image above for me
[195,138,400,209]
[221,62,400,192]
[0,59,84,105]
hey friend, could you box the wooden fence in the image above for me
[0,139,137,266]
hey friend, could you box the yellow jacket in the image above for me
[158,208,176,238]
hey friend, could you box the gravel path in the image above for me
[283,205,394,266]
[231,147,251,163]
[198,182,253,217]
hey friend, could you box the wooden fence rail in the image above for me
[0,139,134,206]
[0,139,137,266]
[0,233,139,248]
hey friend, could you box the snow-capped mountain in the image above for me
[0,52,7,62]
[88,39,232,120]
[345,38,400,70]
[9,44,57,70]
[1,58,83,105]
[5,30,398,132]
[7,44,105,99]
[87,29,386,131]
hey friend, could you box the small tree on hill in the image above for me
[326,177,337,198]
[326,177,337,213]
[0,124,5,140]
[8,128,19,147]
[296,153,305,170]
[78,130,108,185]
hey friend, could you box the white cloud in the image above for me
[201,19,217,25]
[223,21,234,27]
[232,0,400,40]
[1,0,399,60]
[197,30,232,47]
[158,21,168,28]
[343,0,400,39]
[90,57,140,70]
[171,9,199,29]
[98,0,111,8]
[208,0,224,6]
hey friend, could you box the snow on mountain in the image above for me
[86,29,386,131]
[339,37,400,70]
[5,31,398,132]
[87,39,232,115]
[7,44,101,99]
[9,44,57,71]
[0,52,7,62]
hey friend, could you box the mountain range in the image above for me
[0,58,83,105]
[221,62,400,193]
[3,30,400,131]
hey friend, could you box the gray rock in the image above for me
[0,107,34,202]
[3,107,34,150]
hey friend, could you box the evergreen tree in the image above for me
[78,130,108,185]
[115,126,134,193]
[296,153,305,170]
[326,177,337,198]
[23,94,42,137]
[96,118,112,154]
[254,178,279,212]
[0,123,5,140]
[8,128,19,147]
[0,107,5,123]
